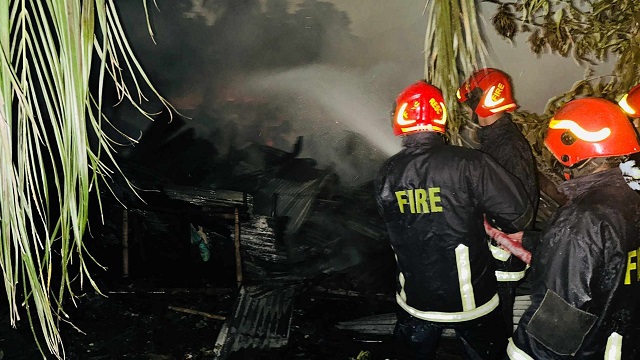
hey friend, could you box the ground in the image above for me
[0,274,469,360]
[0,200,468,360]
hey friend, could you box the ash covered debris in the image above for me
[88,109,396,358]
[102,105,392,281]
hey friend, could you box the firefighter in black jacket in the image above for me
[457,68,539,332]
[507,97,640,359]
[375,81,533,359]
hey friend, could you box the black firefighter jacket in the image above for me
[375,132,533,323]
[509,168,640,360]
[478,114,539,282]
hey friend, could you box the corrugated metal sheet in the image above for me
[164,186,252,210]
[239,216,287,265]
[260,174,333,235]
[238,215,300,282]
[214,285,296,359]
[512,295,532,332]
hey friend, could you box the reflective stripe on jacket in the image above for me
[511,168,640,359]
[375,132,533,317]
[479,114,539,277]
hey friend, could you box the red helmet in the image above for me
[618,83,640,118]
[392,81,448,136]
[456,68,517,118]
[545,97,640,167]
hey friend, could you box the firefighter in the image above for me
[375,80,533,359]
[457,68,539,333]
[615,84,640,189]
[618,83,640,119]
[507,97,640,360]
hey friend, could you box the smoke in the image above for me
[183,0,220,26]
[110,0,433,186]
[234,64,402,184]
[247,65,401,154]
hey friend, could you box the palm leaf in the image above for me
[0,1,172,357]
[424,0,490,141]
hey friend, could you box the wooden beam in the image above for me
[122,208,129,279]
[234,208,243,287]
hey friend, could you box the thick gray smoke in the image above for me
[247,65,400,155]
[239,64,402,183]
[111,0,612,183]
[114,0,609,187]
[110,0,431,186]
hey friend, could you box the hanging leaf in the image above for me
[553,8,563,26]
[424,0,490,142]
[0,0,173,358]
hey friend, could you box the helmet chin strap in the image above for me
[560,160,587,181]
[562,160,591,181]
[465,88,483,124]
[466,96,481,124]
[562,169,573,181]
[563,158,611,180]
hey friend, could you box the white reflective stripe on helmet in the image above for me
[507,338,534,360]
[548,119,611,142]
[483,86,505,107]
[396,293,499,323]
[489,241,511,261]
[489,103,517,113]
[619,94,636,115]
[604,332,622,360]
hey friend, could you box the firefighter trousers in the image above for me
[393,307,508,360]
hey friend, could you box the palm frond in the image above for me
[424,0,490,140]
[0,1,172,357]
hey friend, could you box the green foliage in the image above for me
[0,1,171,358]
[489,0,640,182]
[491,0,640,105]
[424,0,491,141]
[350,350,371,360]
[425,0,640,185]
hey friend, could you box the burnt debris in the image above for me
[88,112,395,358]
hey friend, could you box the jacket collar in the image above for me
[477,114,512,143]
[401,132,446,148]
[557,167,625,200]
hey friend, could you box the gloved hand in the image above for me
[483,216,531,264]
